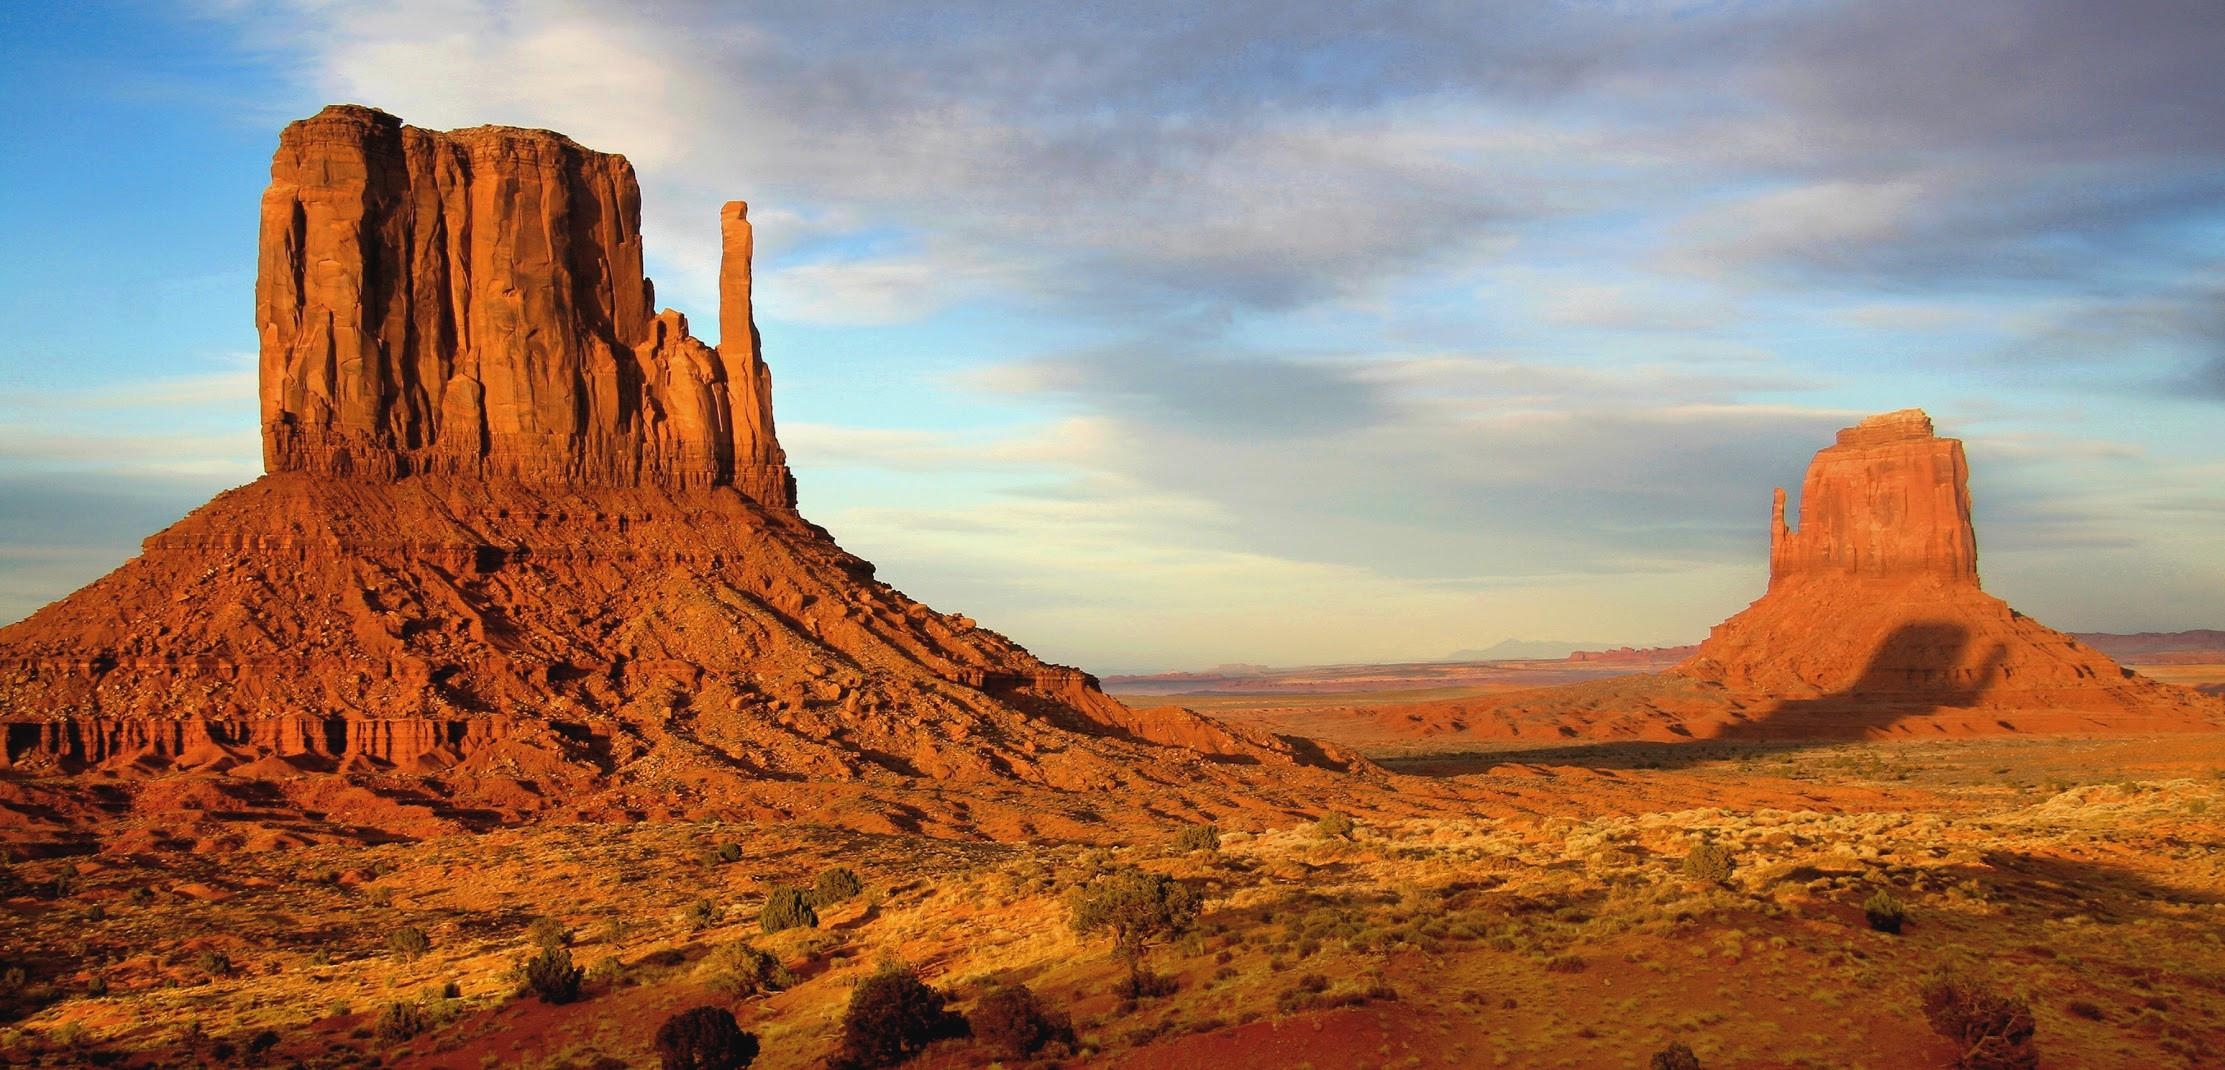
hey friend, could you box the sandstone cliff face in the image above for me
[257,105,791,506]
[1768,409,1976,588]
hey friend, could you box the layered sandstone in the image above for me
[257,105,791,506]
[0,106,1353,847]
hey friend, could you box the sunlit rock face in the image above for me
[257,104,791,507]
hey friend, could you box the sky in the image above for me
[1,1,2221,674]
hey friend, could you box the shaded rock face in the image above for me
[258,105,791,506]
[0,106,1352,847]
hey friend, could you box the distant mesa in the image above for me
[0,105,1355,850]
[1370,409,2223,744]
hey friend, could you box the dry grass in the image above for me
[3,739,2223,1067]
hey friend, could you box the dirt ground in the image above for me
[5,725,2222,1069]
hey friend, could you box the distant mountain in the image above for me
[2074,630,2225,662]
[1442,639,1611,661]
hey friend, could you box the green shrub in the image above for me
[654,1005,759,1070]
[1921,973,2037,1070]
[701,942,794,998]
[528,917,572,950]
[388,926,432,961]
[1681,842,1735,884]
[1173,824,1221,853]
[519,945,583,1005]
[834,961,966,1069]
[1069,867,1202,994]
[760,887,818,934]
[1864,889,1906,934]
[704,842,744,866]
[1651,1041,1702,1070]
[195,951,233,978]
[971,983,1073,1058]
[814,867,865,906]
[681,898,719,930]
[374,1000,429,1044]
[1314,812,1355,840]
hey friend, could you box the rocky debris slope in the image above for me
[1362,410,2222,744]
[0,106,1362,850]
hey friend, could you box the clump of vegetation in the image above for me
[388,925,431,961]
[1651,1041,1703,1070]
[1681,841,1735,884]
[654,1005,759,1070]
[1173,824,1221,853]
[195,950,234,978]
[1921,973,2038,1070]
[833,960,968,1069]
[681,897,720,930]
[703,842,744,866]
[374,999,429,1044]
[1069,867,1202,996]
[1314,812,1356,840]
[970,983,1073,1059]
[1864,889,1906,934]
[518,945,584,1005]
[760,887,819,934]
[814,867,865,906]
[528,917,573,950]
[700,942,794,998]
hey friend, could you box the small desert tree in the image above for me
[1172,824,1220,854]
[972,983,1073,1059]
[834,961,967,1069]
[1650,1040,1703,1070]
[1068,867,1202,995]
[760,887,818,933]
[519,944,583,1005]
[654,1006,759,1070]
[815,866,864,906]
[700,942,794,998]
[388,925,431,961]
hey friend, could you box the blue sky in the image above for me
[2,1,2221,673]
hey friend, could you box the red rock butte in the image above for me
[1368,410,2221,743]
[1674,408,2170,711]
[0,105,1355,847]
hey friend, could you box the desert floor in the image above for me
[4,673,2223,1068]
